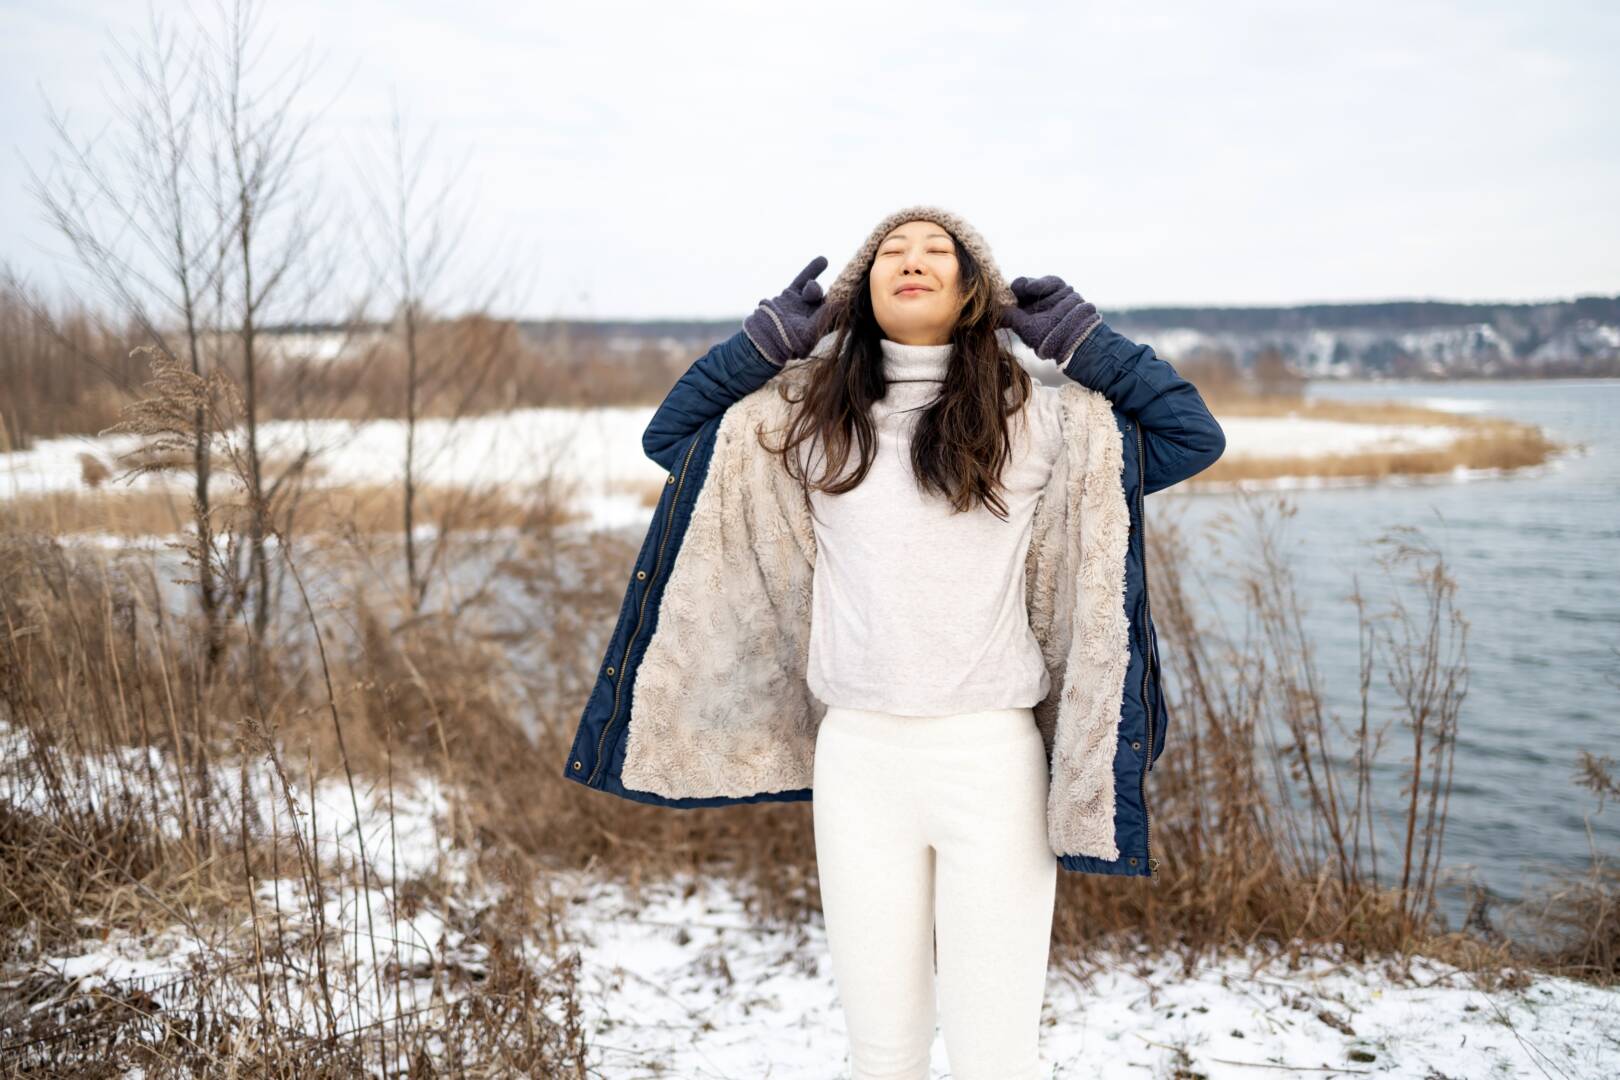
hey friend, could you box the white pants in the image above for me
[812,703,1059,1080]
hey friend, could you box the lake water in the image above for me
[1159,378,1619,920]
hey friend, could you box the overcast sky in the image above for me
[2,0,1616,321]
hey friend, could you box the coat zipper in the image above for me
[1134,418,1160,881]
[587,428,703,786]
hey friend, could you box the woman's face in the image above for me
[867,219,962,345]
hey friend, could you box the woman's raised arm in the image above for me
[1058,320,1226,495]
[641,255,829,471]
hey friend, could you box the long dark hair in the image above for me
[762,233,1034,522]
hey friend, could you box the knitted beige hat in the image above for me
[823,204,1016,311]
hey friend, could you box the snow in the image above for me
[538,870,1620,1078]
[0,720,451,885]
[1,715,470,1046]
[22,858,1617,1078]
[1216,416,1471,460]
[1410,396,1496,414]
[0,405,660,506]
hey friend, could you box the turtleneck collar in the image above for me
[879,337,953,383]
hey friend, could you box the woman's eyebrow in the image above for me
[880,232,954,245]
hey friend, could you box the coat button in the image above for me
[667,474,675,484]
[606,665,615,676]
[636,569,646,580]
[572,760,582,771]
[1127,857,1138,866]
[1131,740,1141,751]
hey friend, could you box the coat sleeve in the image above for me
[642,328,785,471]
[1058,320,1226,495]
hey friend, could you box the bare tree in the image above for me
[24,0,367,656]
[26,4,232,667]
[351,95,517,612]
[198,0,344,644]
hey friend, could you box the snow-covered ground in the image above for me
[0,714,530,1066]
[24,849,1620,1078]
[1408,396,1496,414]
[6,715,1615,1079]
[560,871,1619,1079]
[0,401,1490,531]
[1216,416,1470,460]
[0,406,665,532]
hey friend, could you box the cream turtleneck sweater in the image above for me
[800,337,1066,718]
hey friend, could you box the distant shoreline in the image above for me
[1192,394,1568,489]
[0,396,1574,531]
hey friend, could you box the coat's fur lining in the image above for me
[619,379,823,798]
[621,375,1132,863]
[1031,388,1132,860]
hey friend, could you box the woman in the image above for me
[562,205,1225,1078]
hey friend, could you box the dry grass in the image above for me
[1120,496,1614,986]
[1522,751,1620,980]
[0,528,595,1074]
[606,474,671,510]
[0,481,596,538]
[1199,422,1562,485]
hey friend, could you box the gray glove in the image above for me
[999,274,1102,366]
[742,255,829,366]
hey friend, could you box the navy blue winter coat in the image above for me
[563,321,1225,879]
